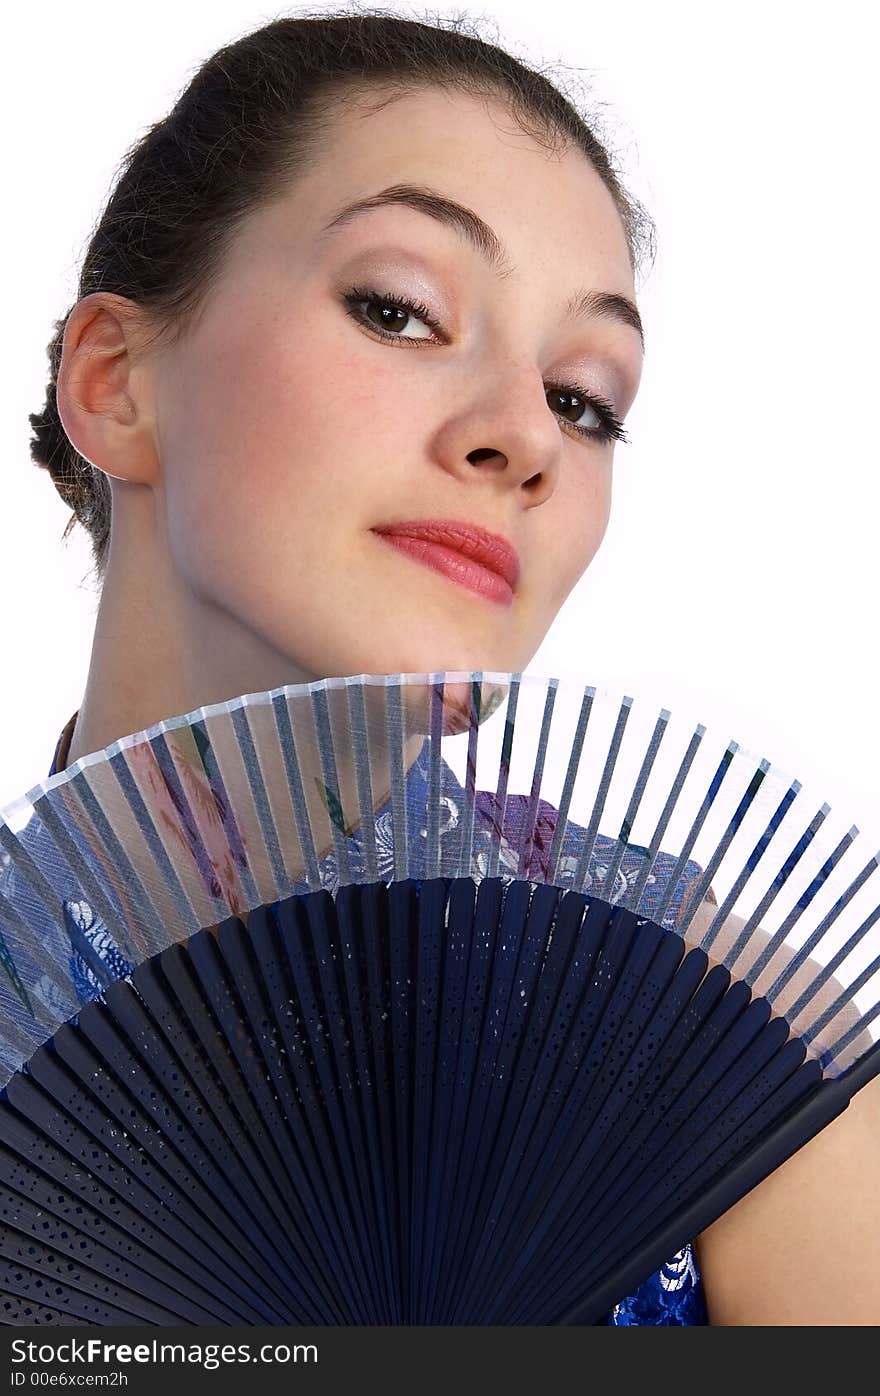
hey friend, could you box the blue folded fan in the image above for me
[0,671,878,1325]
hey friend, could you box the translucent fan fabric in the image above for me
[2,708,710,1326]
[6,674,877,1088]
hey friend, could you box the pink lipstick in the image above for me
[371,520,519,606]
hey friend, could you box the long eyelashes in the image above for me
[340,284,629,447]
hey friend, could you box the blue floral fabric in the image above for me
[11,708,710,1326]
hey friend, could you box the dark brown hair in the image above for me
[28,5,655,586]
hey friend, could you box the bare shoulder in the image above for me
[680,891,880,1324]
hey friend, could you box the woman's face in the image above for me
[138,85,644,687]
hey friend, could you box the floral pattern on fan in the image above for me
[125,727,253,920]
[596,1244,706,1325]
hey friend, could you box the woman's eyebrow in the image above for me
[316,181,645,353]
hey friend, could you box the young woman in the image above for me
[26,9,880,1324]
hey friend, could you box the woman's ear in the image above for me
[55,292,161,488]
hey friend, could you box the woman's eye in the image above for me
[342,286,440,341]
[548,388,601,432]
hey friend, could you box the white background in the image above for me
[2,0,878,841]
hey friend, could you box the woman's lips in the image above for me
[373,531,515,606]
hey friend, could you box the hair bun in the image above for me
[28,406,64,474]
